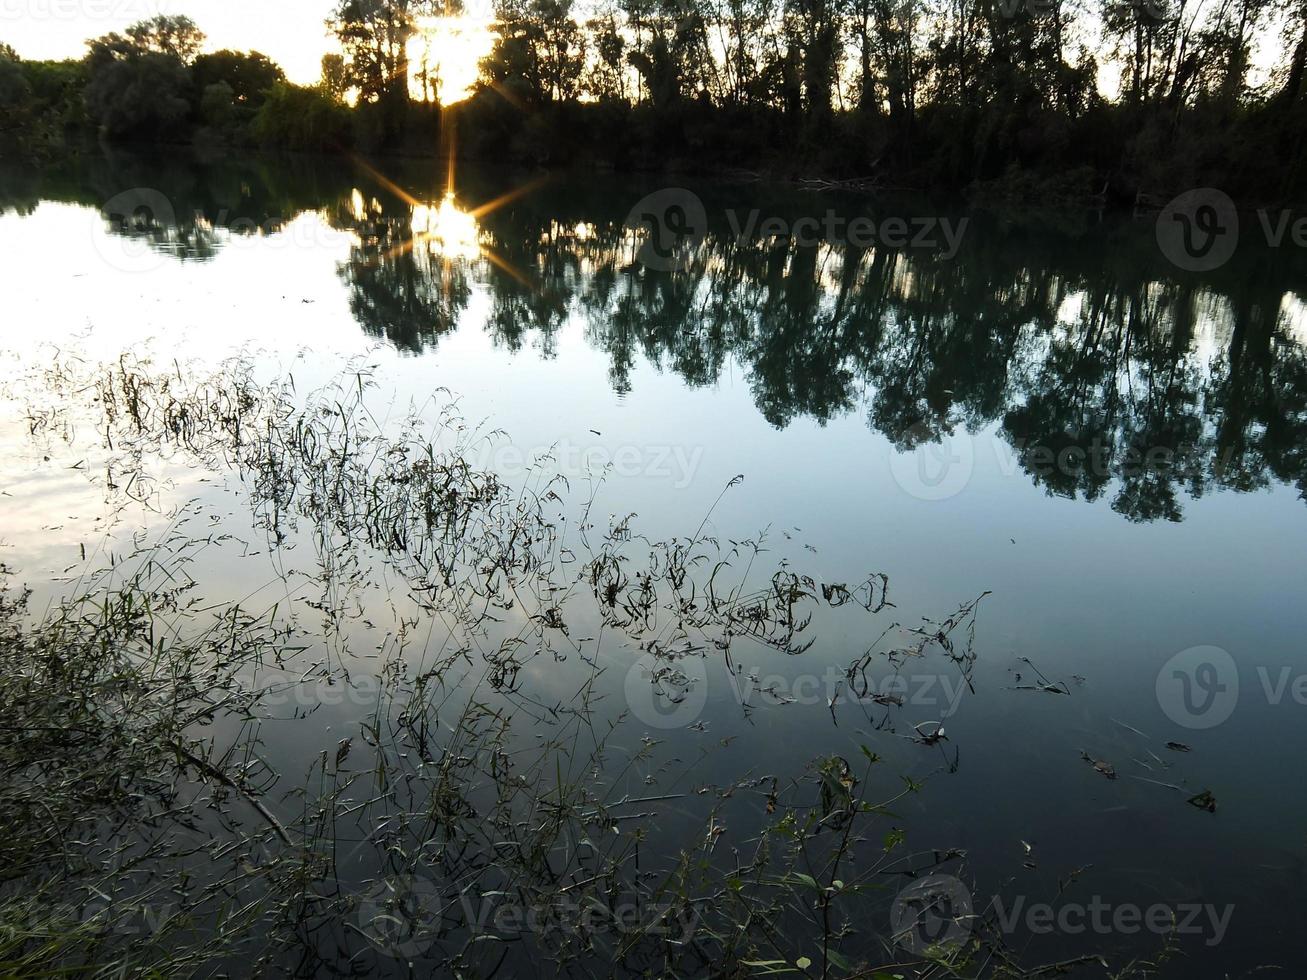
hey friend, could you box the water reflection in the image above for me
[7,150,1307,522]
[5,150,1307,979]
[312,171,1307,525]
[342,189,473,350]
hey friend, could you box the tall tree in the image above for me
[330,0,421,105]
[0,45,32,145]
[783,0,844,123]
[321,54,350,101]
[193,51,284,107]
[123,15,206,63]
[623,0,716,107]
[586,12,629,101]
[83,18,200,140]
[484,0,587,104]
[1277,0,1307,104]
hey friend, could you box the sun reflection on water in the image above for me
[411,194,481,260]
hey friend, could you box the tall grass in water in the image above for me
[0,354,1168,977]
[0,544,293,975]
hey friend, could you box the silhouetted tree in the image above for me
[123,15,206,63]
[253,82,353,148]
[84,23,197,140]
[193,50,284,107]
[0,46,33,151]
[320,54,350,102]
[483,0,587,104]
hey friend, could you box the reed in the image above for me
[0,353,1166,977]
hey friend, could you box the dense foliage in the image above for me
[3,2,1307,199]
[0,17,327,157]
[458,0,1307,199]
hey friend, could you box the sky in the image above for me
[0,0,499,98]
[0,0,1283,101]
[2,0,344,84]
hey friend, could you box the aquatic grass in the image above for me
[0,542,295,976]
[0,352,1174,977]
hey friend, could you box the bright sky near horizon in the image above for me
[0,0,1283,104]
[1,0,497,100]
[1,1,337,83]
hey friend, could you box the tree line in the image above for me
[3,2,1307,199]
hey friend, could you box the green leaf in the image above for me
[826,948,853,970]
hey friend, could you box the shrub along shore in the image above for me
[5,6,1307,206]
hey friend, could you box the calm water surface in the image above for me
[2,150,1306,976]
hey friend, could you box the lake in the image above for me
[1,148,1305,977]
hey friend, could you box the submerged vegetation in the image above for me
[0,548,290,975]
[0,353,1199,976]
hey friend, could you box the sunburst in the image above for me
[351,153,546,291]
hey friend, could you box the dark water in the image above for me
[2,150,1306,976]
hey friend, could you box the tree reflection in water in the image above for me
[23,152,1305,522]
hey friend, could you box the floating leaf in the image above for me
[1080,751,1117,780]
[1188,789,1218,812]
